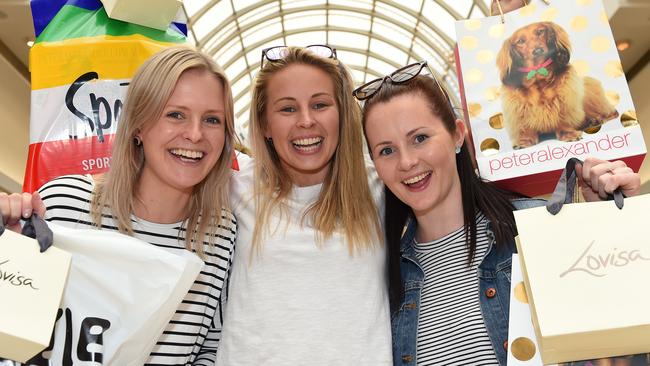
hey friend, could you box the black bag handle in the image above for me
[546,157,625,215]
[0,211,53,252]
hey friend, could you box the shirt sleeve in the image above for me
[193,229,233,365]
[192,278,228,365]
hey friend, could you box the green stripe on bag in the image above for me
[36,4,185,44]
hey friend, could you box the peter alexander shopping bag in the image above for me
[0,216,71,362]
[454,0,645,196]
[514,158,650,364]
[100,0,182,31]
[23,0,187,193]
[21,223,203,365]
[507,253,650,366]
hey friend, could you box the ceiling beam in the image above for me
[628,49,650,81]
[0,38,28,81]
[196,2,455,51]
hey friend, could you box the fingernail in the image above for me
[23,209,31,218]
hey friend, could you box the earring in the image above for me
[134,136,142,146]
[266,137,273,146]
[455,145,461,154]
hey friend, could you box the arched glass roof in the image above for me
[183,0,492,142]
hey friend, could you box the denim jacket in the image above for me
[391,198,545,366]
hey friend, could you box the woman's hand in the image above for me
[490,0,526,15]
[0,192,47,233]
[576,157,641,201]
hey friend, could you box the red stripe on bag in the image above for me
[23,135,115,192]
[23,135,241,192]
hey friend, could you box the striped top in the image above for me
[38,175,237,366]
[412,213,499,366]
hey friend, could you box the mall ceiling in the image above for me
[0,0,648,142]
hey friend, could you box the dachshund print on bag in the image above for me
[497,22,619,149]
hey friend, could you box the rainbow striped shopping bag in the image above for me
[24,0,186,192]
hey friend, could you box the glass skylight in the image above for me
[185,0,492,142]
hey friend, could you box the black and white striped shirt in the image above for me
[38,175,237,365]
[413,213,499,366]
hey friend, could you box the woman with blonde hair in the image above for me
[1,46,237,365]
[216,46,391,365]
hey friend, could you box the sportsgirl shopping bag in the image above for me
[0,216,70,362]
[514,158,650,364]
[21,223,203,365]
[454,0,645,196]
[24,0,186,192]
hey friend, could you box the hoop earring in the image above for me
[134,136,142,146]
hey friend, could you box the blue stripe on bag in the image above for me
[31,0,102,37]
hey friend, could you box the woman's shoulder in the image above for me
[217,207,237,231]
[38,174,95,200]
[509,197,546,211]
[37,175,95,222]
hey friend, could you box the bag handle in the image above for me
[22,214,54,252]
[492,0,551,23]
[546,157,625,215]
[0,211,53,252]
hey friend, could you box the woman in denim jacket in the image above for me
[354,62,641,365]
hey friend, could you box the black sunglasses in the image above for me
[260,44,337,69]
[353,60,455,113]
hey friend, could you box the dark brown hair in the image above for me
[361,75,522,313]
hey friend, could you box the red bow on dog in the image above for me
[518,58,553,80]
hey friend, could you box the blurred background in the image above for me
[0,0,648,193]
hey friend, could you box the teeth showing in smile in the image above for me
[170,148,204,160]
[403,172,430,185]
[292,137,323,147]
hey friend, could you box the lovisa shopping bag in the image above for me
[454,0,645,196]
[23,0,187,193]
[514,158,650,364]
[19,222,203,365]
[0,216,71,362]
[507,253,650,366]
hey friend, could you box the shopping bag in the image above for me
[0,216,71,362]
[23,0,187,193]
[514,158,650,364]
[21,223,203,365]
[100,0,182,31]
[454,0,645,196]
[507,253,650,365]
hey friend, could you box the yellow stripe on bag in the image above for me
[30,34,181,90]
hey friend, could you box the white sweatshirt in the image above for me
[216,154,391,365]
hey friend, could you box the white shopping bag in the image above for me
[23,223,203,365]
[100,0,182,30]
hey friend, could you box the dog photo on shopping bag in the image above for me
[497,21,618,148]
[454,0,645,195]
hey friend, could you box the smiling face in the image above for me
[365,92,464,216]
[138,68,226,195]
[264,63,340,186]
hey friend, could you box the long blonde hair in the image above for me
[249,47,381,254]
[90,46,235,256]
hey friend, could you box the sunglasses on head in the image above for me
[260,44,337,69]
[352,60,455,113]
